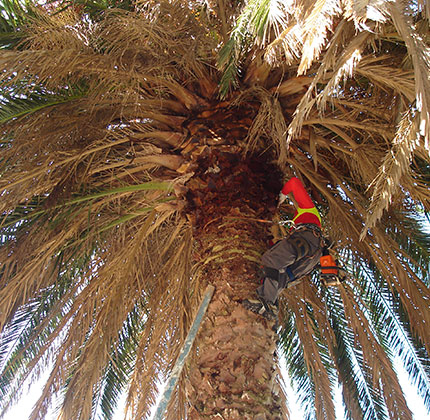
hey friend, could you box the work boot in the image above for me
[242,296,278,321]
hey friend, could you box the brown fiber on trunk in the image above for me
[186,266,285,420]
[184,149,287,419]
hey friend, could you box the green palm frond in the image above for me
[0,181,173,232]
[362,267,430,410]
[0,83,89,124]
[278,309,317,420]
[97,304,142,420]
[218,0,287,97]
[335,283,395,420]
[338,254,430,413]
[0,0,33,48]
[330,320,374,419]
[387,213,430,285]
[325,289,385,420]
[0,251,90,415]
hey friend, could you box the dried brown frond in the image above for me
[356,57,416,102]
[23,213,197,420]
[0,184,174,329]
[125,224,200,420]
[232,87,288,164]
[265,23,303,66]
[313,31,375,111]
[288,20,368,139]
[284,281,336,420]
[342,0,390,26]
[0,4,214,118]
[298,0,342,75]
[361,109,421,239]
[389,2,430,148]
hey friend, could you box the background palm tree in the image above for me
[0,0,429,419]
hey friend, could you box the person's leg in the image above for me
[259,232,311,302]
[256,277,279,304]
[243,230,317,319]
[261,232,310,270]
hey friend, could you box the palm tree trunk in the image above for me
[186,266,285,419]
[184,159,287,419]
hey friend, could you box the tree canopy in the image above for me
[0,0,429,419]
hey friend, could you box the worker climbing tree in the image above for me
[243,177,341,319]
[1,1,429,419]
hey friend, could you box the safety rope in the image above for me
[224,215,295,227]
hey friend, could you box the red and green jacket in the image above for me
[281,177,321,227]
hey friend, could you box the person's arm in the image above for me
[281,177,314,208]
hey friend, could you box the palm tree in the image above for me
[0,0,429,419]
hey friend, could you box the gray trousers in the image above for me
[257,278,280,304]
[257,228,322,303]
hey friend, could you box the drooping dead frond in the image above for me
[361,109,421,239]
[355,56,416,102]
[298,0,342,75]
[342,0,390,27]
[232,86,288,163]
[265,23,303,66]
[389,1,430,149]
[13,212,197,420]
[291,27,376,140]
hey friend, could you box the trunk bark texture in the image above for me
[184,151,288,419]
[186,265,286,420]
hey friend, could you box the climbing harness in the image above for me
[227,214,347,287]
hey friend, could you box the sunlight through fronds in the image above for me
[0,0,429,418]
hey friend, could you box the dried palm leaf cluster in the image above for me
[0,0,429,419]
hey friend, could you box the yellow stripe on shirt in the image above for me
[292,206,322,225]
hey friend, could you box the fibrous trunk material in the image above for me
[184,151,287,419]
[186,266,286,420]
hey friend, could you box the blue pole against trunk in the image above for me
[153,284,215,420]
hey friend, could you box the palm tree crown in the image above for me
[0,0,429,419]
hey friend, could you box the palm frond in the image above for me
[97,303,142,420]
[324,286,387,420]
[278,308,317,420]
[0,252,89,416]
[282,282,336,420]
[51,0,133,17]
[354,262,430,412]
[218,0,289,96]
[0,83,89,124]
[297,0,342,75]
[389,1,430,148]
[361,109,421,239]
[387,212,430,285]
[0,0,33,48]
[232,86,288,162]
[340,283,413,420]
